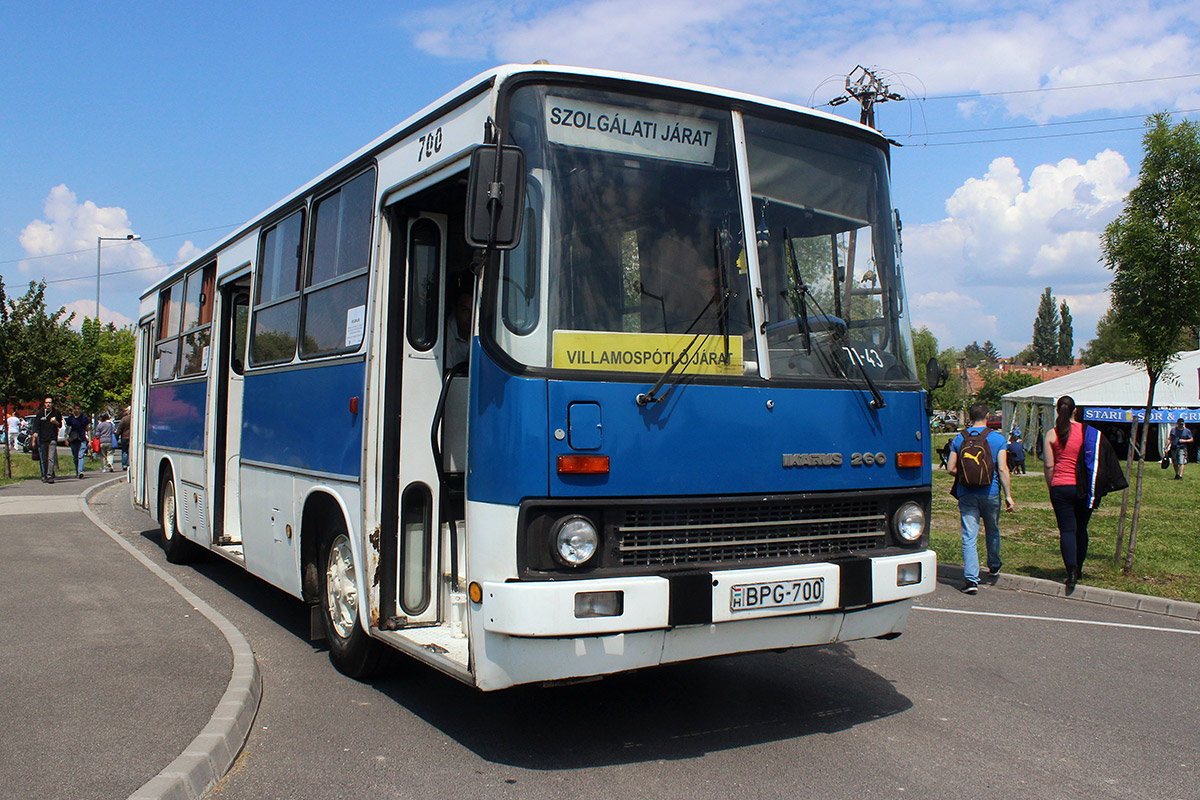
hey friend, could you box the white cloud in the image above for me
[909,150,1131,289]
[904,150,1133,352]
[408,0,1200,121]
[175,241,204,266]
[62,300,135,331]
[17,184,167,325]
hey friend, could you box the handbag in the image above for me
[1160,455,1170,469]
[91,437,101,453]
[111,432,119,448]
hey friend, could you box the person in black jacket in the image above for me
[32,396,63,483]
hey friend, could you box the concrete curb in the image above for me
[936,562,1200,622]
[79,477,261,800]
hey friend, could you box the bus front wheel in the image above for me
[159,476,194,564]
[319,528,382,678]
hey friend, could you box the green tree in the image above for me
[912,326,938,387]
[962,341,986,367]
[932,347,963,412]
[981,340,1000,365]
[1080,309,1138,366]
[1057,300,1073,365]
[96,323,136,411]
[1103,113,1200,573]
[973,368,1041,411]
[0,280,80,477]
[1031,287,1059,364]
[72,317,106,413]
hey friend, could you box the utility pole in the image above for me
[827,65,906,131]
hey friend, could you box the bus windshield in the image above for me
[492,82,916,383]
[746,115,915,382]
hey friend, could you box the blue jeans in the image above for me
[958,491,1002,583]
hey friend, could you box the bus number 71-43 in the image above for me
[417,127,443,162]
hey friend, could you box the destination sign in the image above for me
[552,330,742,375]
[545,97,719,165]
[1083,407,1200,423]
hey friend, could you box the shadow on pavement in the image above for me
[132,523,913,771]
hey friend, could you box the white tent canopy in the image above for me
[1002,349,1200,456]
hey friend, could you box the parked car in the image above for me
[986,412,1003,430]
[933,412,958,432]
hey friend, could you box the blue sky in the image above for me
[3,0,1198,356]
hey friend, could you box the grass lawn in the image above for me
[930,433,1200,603]
[0,446,117,487]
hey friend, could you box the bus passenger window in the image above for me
[250,209,304,365]
[154,280,183,381]
[301,168,375,357]
[406,218,441,351]
[399,484,433,615]
[179,264,215,376]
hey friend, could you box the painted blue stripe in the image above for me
[147,380,207,451]
[242,360,365,477]
[469,344,930,504]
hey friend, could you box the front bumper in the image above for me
[478,549,936,637]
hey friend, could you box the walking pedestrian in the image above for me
[95,414,115,472]
[1167,417,1193,480]
[65,404,90,478]
[117,406,131,471]
[1043,395,1088,594]
[1006,432,1026,475]
[32,397,63,483]
[947,402,1015,594]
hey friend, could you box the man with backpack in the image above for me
[947,403,1015,594]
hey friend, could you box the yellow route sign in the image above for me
[552,330,743,375]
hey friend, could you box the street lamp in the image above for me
[96,233,140,322]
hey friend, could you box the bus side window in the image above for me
[300,168,375,357]
[406,218,441,351]
[231,292,249,376]
[154,280,183,381]
[250,209,304,366]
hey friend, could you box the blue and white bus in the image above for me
[131,64,938,691]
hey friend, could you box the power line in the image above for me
[903,124,1147,147]
[923,72,1200,102]
[0,222,241,267]
[41,261,183,286]
[894,107,1200,139]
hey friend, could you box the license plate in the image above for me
[730,577,825,611]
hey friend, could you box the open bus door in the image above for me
[378,208,455,629]
[131,318,153,508]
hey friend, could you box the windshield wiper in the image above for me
[636,239,739,408]
[635,296,715,406]
[778,239,886,411]
[713,227,732,361]
[783,227,812,355]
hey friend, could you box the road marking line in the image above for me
[914,605,1200,635]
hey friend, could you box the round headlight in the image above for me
[893,501,926,543]
[553,516,599,566]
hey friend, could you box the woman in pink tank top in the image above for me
[1042,395,1091,594]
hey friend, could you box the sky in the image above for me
[2,0,1198,357]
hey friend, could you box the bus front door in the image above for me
[379,209,451,628]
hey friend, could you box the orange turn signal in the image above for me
[468,581,483,604]
[557,454,610,474]
[896,452,923,468]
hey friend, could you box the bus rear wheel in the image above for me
[159,476,194,564]
[320,527,382,678]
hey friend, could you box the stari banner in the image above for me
[544,96,719,166]
[552,330,742,375]
[1083,407,1200,424]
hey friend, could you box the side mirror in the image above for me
[925,357,945,391]
[465,145,526,249]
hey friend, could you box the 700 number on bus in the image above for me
[730,577,824,611]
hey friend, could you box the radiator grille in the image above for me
[614,497,888,568]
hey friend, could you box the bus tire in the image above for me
[320,526,382,678]
[159,475,194,564]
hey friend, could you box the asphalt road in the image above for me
[90,482,1200,800]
